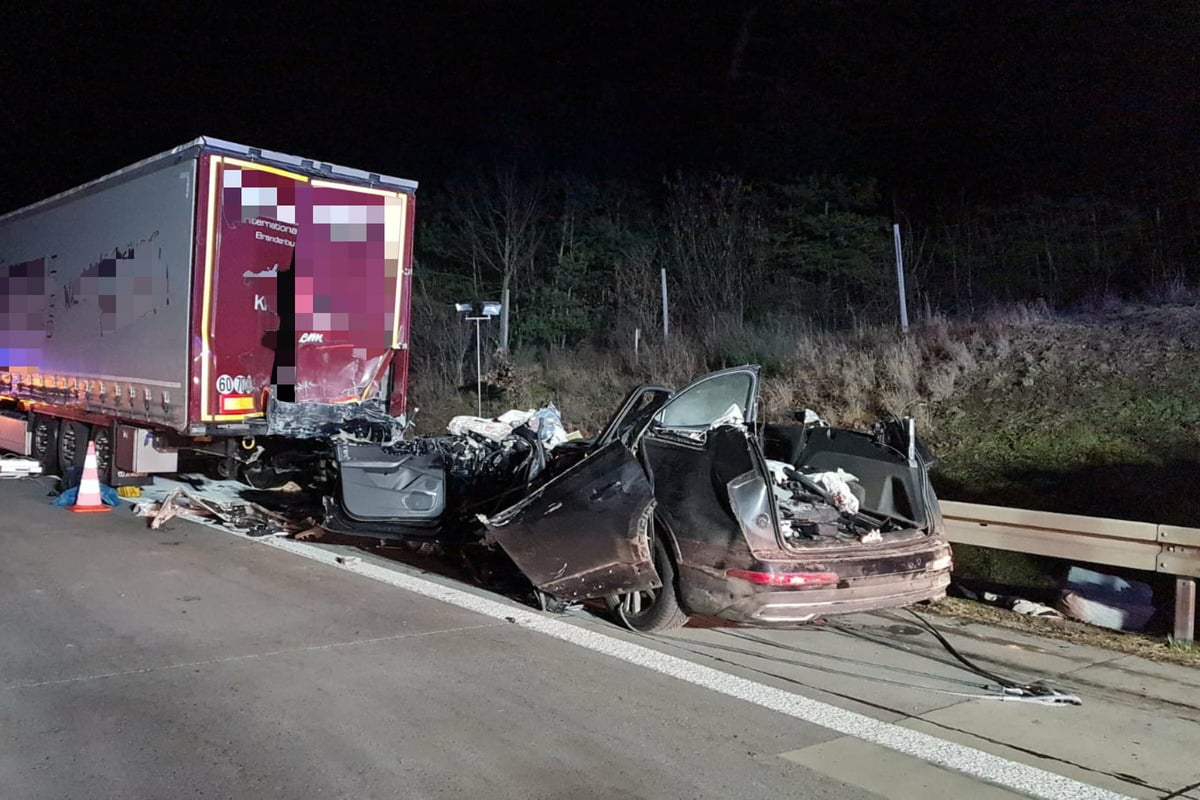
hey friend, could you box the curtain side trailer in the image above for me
[0,137,417,485]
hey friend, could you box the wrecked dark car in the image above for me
[322,366,953,632]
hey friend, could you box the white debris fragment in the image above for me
[448,404,569,450]
[495,409,533,426]
[806,469,861,516]
[528,405,567,449]
[799,409,827,427]
[446,416,516,442]
[763,459,793,486]
[1010,598,1064,619]
[707,404,745,430]
[0,457,42,478]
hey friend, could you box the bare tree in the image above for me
[443,167,545,354]
[610,238,662,339]
[663,173,767,330]
[408,272,473,388]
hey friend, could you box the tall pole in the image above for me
[893,223,909,333]
[459,301,498,417]
[474,318,483,416]
[660,268,669,342]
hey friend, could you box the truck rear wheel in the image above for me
[58,420,92,475]
[91,426,114,484]
[31,414,61,475]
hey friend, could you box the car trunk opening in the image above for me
[729,418,941,558]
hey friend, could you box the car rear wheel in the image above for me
[606,530,690,633]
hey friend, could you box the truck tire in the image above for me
[58,420,92,474]
[31,414,61,475]
[91,425,114,484]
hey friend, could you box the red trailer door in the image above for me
[292,179,413,416]
[190,154,414,426]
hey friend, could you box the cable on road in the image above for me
[902,609,1081,705]
[656,607,1082,707]
[668,628,1080,706]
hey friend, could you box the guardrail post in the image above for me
[1175,578,1196,644]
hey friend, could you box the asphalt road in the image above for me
[3,475,1197,800]
[0,477,867,800]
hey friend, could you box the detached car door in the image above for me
[483,440,660,600]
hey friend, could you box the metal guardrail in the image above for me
[940,500,1200,643]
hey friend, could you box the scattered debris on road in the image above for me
[135,485,314,538]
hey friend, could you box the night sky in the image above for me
[2,2,1196,213]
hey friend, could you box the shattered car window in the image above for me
[656,371,754,429]
[596,387,672,448]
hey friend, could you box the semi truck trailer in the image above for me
[0,137,417,485]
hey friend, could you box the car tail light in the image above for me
[725,569,839,587]
[928,553,953,572]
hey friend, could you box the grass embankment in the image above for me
[930,303,1200,526]
[928,302,1200,611]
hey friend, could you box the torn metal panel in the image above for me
[323,424,551,541]
[140,485,306,537]
[484,441,660,599]
[265,393,409,443]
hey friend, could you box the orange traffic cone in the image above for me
[70,441,111,513]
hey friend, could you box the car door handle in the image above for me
[590,480,623,503]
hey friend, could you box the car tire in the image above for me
[31,414,61,475]
[606,530,690,633]
[58,419,92,475]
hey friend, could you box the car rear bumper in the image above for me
[714,569,951,625]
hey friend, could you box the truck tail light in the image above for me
[725,569,839,587]
[219,395,256,414]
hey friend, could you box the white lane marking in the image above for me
[124,509,1126,800]
[254,537,1132,800]
[3,624,502,691]
[778,740,1031,800]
